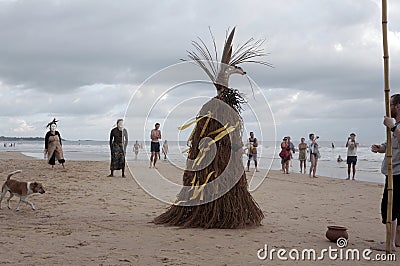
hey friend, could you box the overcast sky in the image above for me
[0,0,399,144]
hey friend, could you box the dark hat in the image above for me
[46,118,58,128]
[350,133,356,136]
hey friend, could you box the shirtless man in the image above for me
[150,123,161,168]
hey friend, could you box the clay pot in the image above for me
[326,226,348,242]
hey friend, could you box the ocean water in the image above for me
[0,140,386,184]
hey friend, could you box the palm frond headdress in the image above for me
[46,118,58,128]
[183,27,271,95]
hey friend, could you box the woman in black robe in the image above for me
[109,119,128,177]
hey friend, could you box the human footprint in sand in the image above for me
[371,93,400,251]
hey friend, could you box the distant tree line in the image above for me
[0,136,44,141]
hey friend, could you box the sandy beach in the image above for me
[0,151,397,265]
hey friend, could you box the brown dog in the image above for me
[0,170,45,211]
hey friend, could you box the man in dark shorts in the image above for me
[345,133,359,180]
[246,132,259,172]
[371,93,400,251]
[150,123,161,168]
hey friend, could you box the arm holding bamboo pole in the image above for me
[370,96,400,252]
[383,116,400,139]
[380,0,394,254]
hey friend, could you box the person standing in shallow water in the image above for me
[44,118,65,168]
[108,119,128,177]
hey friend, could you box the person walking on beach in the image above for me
[346,133,359,180]
[246,132,259,172]
[371,94,400,251]
[108,119,128,177]
[133,140,140,160]
[150,123,161,168]
[298,137,307,174]
[162,140,169,160]
[44,118,65,168]
[308,133,320,178]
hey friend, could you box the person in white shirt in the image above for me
[346,133,359,180]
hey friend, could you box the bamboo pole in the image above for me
[381,0,393,254]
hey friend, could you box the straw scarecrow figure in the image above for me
[154,28,270,228]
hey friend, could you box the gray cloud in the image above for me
[0,0,399,142]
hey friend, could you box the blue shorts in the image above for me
[248,153,257,161]
[151,142,160,152]
[346,156,357,165]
